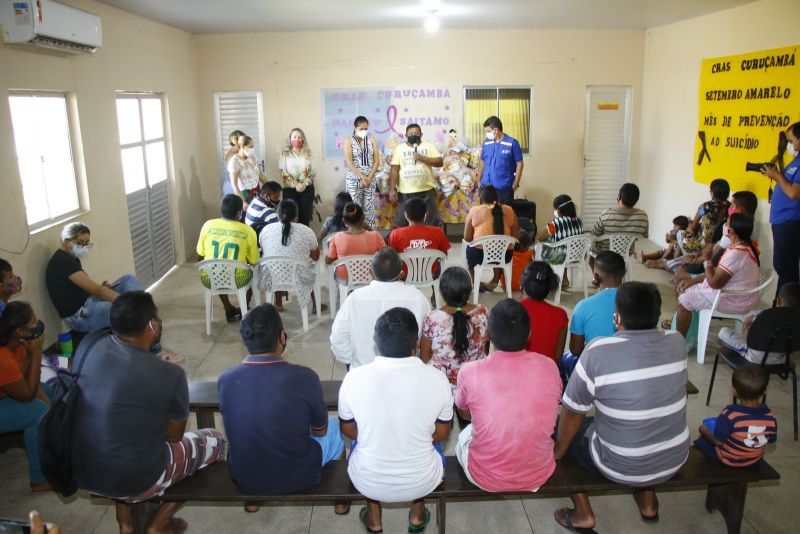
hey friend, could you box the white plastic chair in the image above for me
[256,256,321,332]
[400,249,448,309]
[695,271,775,364]
[596,233,639,281]
[461,235,518,304]
[537,234,593,305]
[317,234,335,290]
[196,259,259,336]
[329,255,374,317]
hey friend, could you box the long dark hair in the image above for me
[0,301,33,346]
[728,213,760,266]
[521,261,560,301]
[278,200,298,246]
[480,186,503,234]
[553,194,577,218]
[439,267,473,361]
[333,192,353,229]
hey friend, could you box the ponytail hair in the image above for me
[728,213,760,266]
[480,186,504,234]
[342,202,364,226]
[521,261,560,301]
[553,194,577,218]
[439,267,473,361]
[0,301,33,346]
[278,200,298,246]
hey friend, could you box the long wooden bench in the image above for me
[189,379,701,428]
[120,448,777,534]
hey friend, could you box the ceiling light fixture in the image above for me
[424,11,440,32]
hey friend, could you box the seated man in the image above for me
[339,307,453,533]
[554,282,690,531]
[455,299,561,492]
[590,183,649,255]
[0,258,23,315]
[330,248,431,368]
[196,194,259,322]
[219,303,348,513]
[71,292,225,534]
[388,197,451,278]
[561,251,626,380]
[45,222,141,333]
[245,180,282,233]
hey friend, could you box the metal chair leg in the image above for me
[706,352,720,406]
[793,369,798,441]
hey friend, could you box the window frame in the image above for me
[462,85,534,154]
[8,90,85,232]
[115,92,170,195]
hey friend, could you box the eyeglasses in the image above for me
[74,240,93,248]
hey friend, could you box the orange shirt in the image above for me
[327,230,386,280]
[468,204,517,240]
[500,249,533,292]
[0,345,26,399]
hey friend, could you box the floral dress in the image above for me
[421,305,489,393]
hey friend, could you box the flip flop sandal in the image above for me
[633,492,660,523]
[554,508,597,534]
[225,309,242,323]
[358,507,382,533]
[334,501,351,515]
[407,507,430,533]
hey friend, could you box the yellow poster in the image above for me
[695,45,800,199]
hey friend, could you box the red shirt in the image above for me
[0,345,26,399]
[388,225,451,275]
[520,297,569,363]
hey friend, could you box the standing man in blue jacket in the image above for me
[477,116,524,205]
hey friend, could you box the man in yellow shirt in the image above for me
[389,123,444,227]
[196,194,259,322]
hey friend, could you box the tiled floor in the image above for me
[1,241,795,533]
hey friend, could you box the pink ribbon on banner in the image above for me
[375,105,401,136]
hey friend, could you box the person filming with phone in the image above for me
[761,122,800,300]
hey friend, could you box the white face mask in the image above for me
[485,130,496,141]
[553,210,559,218]
[788,143,798,157]
[356,130,368,139]
[72,245,89,258]
[244,147,254,157]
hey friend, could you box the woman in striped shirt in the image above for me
[344,116,381,229]
[537,194,584,287]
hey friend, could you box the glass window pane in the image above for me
[116,99,142,145]
[464,88,498,146]
[141,98,164,141]
[145,141,168,185]
[8,96,40,159]
[121,146,146,194]
[498,89,531,152]
[17,157,48,225]
[42,156,80,218]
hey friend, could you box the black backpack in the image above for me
[38,330,106,496]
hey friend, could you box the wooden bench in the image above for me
[189,379,701,428]
[120,448,777,534]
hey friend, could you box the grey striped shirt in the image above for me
[590,207,649,253]
[563,329,690,486]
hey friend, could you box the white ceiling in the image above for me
[96,0,759,34]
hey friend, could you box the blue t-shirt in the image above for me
[770,155,800,224]
[219,355,328,495]
[570,287,618,343]
[480,134,523,190]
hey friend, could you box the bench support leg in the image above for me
[436,496,446,534]
[705,482,747,534]
[196,408,216,429]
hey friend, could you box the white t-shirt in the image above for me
[259,221,318,259]
[228,154,261,191]
[278,151,313,186]
[338,356,453,502]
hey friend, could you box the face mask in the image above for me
[149,318,163,347]
[356,130,368,139]
[290,139,303,148]
[728,206,737,217]
[245,147,254,157]
[485,130,496,141]
[788,144,799,157]
[21,320,45,340]
[553,210,559,218]
[72,244,89,258]
[407,134,421,145]
[3,276,22,295]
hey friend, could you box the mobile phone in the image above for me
[0,518,30,534]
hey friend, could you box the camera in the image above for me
[745,162,772,172]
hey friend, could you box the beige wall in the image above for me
[638,0,798,274]
[0,0,201,343]
[194,28,645,229]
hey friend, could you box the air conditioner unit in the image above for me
[1,0,102,54]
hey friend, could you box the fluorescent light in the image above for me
[424,13,440,32]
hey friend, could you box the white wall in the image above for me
[638,0,798,273]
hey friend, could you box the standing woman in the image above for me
[762,122,800,301]
[222,129,245,197]
[280,128,316,226]
[344,116,381,229]
[228,135,267,211]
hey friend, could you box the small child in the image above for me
[695,365,777,467]
[639,215,689,267]
[500,230,534,292]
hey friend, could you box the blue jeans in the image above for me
[312,416,345,466]
[568,417,599,474]
[0,384,52,483]
[64,274,141,332]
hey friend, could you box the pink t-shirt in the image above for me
[327,230,385,280]
[455,351,562,492]
[716,245,761,313]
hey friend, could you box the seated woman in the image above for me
[45,222,141,333]
[676,213,761,337]
[0,301,51,491]
[536,194,584,288]
[463,185,520,292]
[318,191,353,242]
[519,261,569,364]
[259,200,322,312]
[420,267,489,395]
[325,203,385,282]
